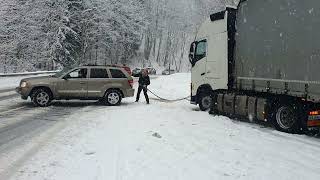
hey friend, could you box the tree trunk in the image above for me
[156,31,163,64]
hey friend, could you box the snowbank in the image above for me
[147,73,190,99]
[5,73,320,180]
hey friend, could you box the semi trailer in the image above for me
[189,0,320,133]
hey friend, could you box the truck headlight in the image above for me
[20,81,27,88]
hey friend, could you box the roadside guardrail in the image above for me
[0,71,58,77]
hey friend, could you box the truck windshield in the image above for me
[190,39,207,66]
[195,40,207,58]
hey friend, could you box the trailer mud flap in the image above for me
[247,97,257,122]
[256,98,268,122]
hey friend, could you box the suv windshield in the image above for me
[53,67,72,77]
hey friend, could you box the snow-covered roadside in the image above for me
[0,71,57,76]
[6,73,320,180]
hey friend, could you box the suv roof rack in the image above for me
[80,64,104,66]
[80,64,128,67]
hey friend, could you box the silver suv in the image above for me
[16,66,135,107]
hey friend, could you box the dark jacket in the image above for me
[138,74,150,86]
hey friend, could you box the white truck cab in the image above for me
[189,7,235,111]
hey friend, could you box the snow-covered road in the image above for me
[0,73,320,180]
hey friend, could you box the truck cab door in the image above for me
[191,39,208,95]
[205,31,228,90]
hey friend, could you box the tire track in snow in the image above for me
[0,101,99,152]
[0,94,19,102]
[0,106,27,116]
[0,88,15,94]
[0,101,98,179]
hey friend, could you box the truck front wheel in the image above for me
[199,93,212,111]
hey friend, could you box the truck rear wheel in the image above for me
[199,93,212,111]
[273,105,300,133]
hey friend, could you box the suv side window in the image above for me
[110,69,126,78]
[90,68,109,78]
[65,68,88,79]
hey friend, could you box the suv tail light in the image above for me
[123,67,132,75]
[128,79,134,88]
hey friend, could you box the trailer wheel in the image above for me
[273,105,300,133]
[199,93,212,111]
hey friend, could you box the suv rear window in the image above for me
[110,69,126,78]
[90,68,108,78]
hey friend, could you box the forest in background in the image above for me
[0,0,238,73]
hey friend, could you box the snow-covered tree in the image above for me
[0,0,230,73]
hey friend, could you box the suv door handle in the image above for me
[80,82,86,84]
[201,73,206,76]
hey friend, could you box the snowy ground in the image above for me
[0,73,320,180]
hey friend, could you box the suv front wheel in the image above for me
[31,88,52,107]
[104,89,122,106]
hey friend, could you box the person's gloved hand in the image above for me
[143,85,147,89]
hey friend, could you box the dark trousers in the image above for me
[136,86,149,103]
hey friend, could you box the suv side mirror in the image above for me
[189,42,196,65]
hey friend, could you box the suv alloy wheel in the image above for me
[31,88,52,107]
[104,89,122,106]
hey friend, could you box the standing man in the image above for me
[135,69,150,104]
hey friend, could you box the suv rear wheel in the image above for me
[104,89,122,106]
[31,88,52,107]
